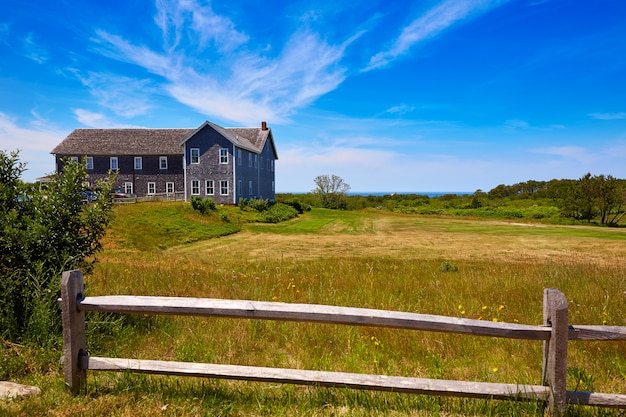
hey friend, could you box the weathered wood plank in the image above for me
[567,391,626,408]
[78,296,551,340]
[542,288,569,416]
[82,356,551,401]
[568,325,626,341]
[60,270,87,394]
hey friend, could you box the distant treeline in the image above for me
[278,173,626,226]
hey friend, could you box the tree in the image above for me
[556,173,625,224]
[0,151,115,344]
[313,174,351,209]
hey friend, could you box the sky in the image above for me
[1,0,625,193]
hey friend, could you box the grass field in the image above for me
[3,203,626,416]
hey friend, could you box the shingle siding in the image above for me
[52,121,277,202]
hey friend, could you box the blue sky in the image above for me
[1,0,625,193]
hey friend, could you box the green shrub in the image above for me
[0,152,115,344]
[439,261,458,272]
[191,196,216,214]
[259,203,298,223]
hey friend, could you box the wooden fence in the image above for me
[60,270,626,415]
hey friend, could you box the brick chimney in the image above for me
[261,121,267,131]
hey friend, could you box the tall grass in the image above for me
[3,203,626,416]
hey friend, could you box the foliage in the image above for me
[313,174,351,209]
[238,197,271,212]
[190,196,216,213]
[0,151,115,344]
[257,202,299,223]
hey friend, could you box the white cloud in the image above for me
[72,71,154,118]
[530,146,594,164]
[0,113,67,180]
[23,32,49,64]
[589,112,626,120]
[92,24,352,124]
[154,0,248,53]
[364,0,508,71]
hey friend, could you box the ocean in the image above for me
[347,191,474,197]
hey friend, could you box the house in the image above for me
[51,120,278,204]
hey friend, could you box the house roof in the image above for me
[51,129,193,155]
[52,121,278,159]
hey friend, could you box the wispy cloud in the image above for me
[23,33,49,63]
[589,112,626,120]
[71,70,154,118]
[0,113,67,178]
[92,11,355,124]
[364,0,508,71]
[154,0,248,53]
[530,145,594,163]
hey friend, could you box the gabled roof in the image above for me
[181,121,278,159]
[51,128,193,155]
[52,121,278,159]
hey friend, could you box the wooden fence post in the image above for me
[61,270,87,394]
[542,288,569,416]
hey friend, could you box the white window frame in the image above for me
[220,148,228,164]
[191,180,200,195]
[134,157,142,170]
[147,182,156,195]
[190,148,200,164]
[123,182,133,195]
[166,182,174,195]
[85,157,94,170]
[110,157,118,170]
[70,156,79,163]
[159,156,168,170]
[205,180,214,195]
[220,180,229,195]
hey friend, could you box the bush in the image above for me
[258,203,298,223]
[439,261,459,272]
[0,152,115,344]
[239,198,272,212]
[191,196,216,214]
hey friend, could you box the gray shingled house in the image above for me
[51,121,278,204]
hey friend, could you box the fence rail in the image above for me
[60,270,626,415]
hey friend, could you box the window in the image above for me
[205,180,214,195]
[270,160,274,172]
[190,148,200,164]
[237,180,242,196]
[166,182,174,194]
[110,157,118,170]
[70,156,79,163]
[220,180,229,195]
[260,157,263,170]
[147,182,156,195]
[160,156,168,170]
[248,180,253,196]
[237,149,242,165]
[272,181,275,192]
[86,157,94,170]
[191,180,200,195]
[254,155,258,168]
[123,182,133,195]
[220,148,228,164]
[248,153,252,167]
[134,157,142,170]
